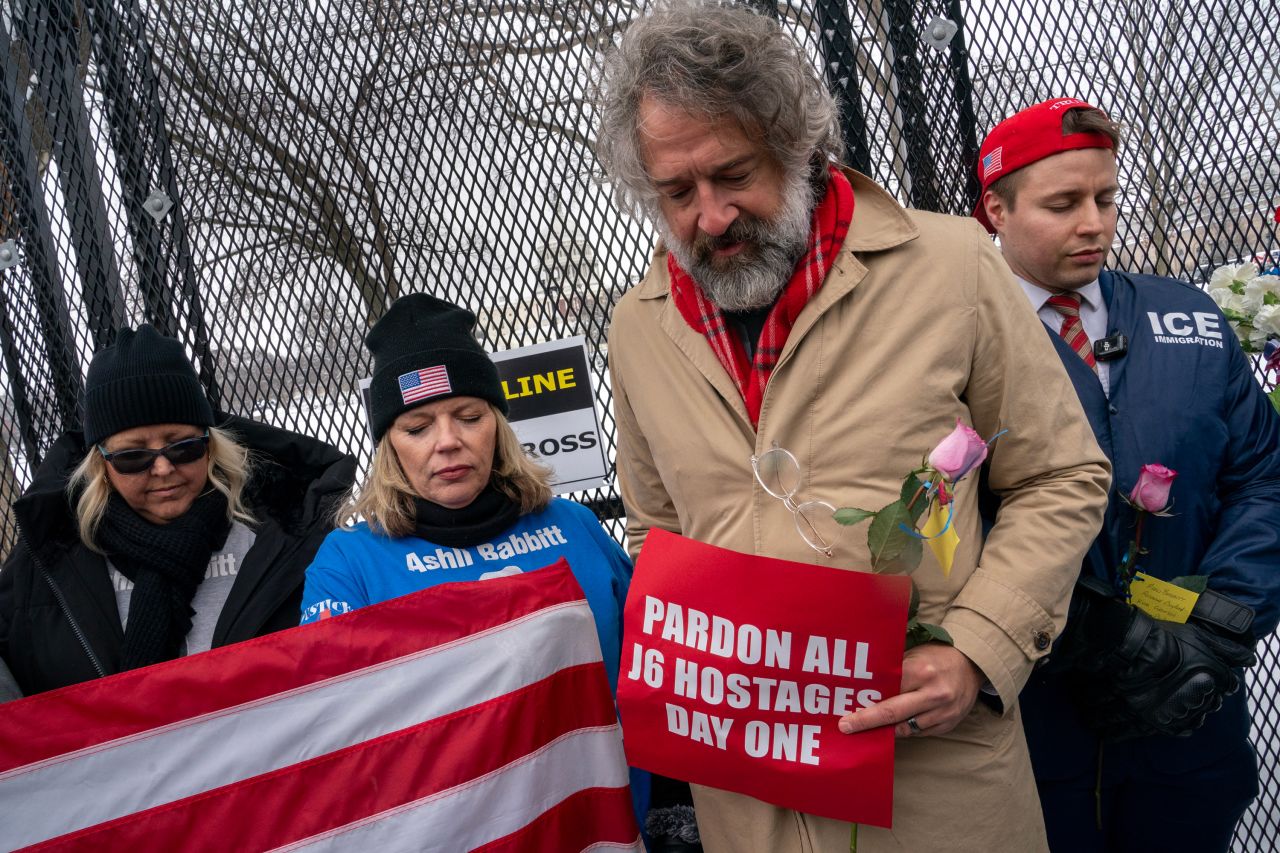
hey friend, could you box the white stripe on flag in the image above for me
[0,600,601,851]
[273,727,639,853]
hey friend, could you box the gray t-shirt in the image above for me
[109,521,258,656]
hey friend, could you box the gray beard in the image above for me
[659,171,816,312]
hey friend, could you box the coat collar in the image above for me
[635,167,920,302]
[1098,270,1132,395]
[13,432,87,552]
[633,168,921,429]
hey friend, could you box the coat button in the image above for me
[1033,631,1051,651]
[1108,405,1119,415]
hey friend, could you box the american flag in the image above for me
[982,146,1003,179]
[398,365,451,404]
[0,562,641,852]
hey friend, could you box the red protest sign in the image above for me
[617,529,910,828]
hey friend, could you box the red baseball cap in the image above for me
[972,98,1115,233]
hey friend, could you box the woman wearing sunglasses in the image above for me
[0,324,356,696]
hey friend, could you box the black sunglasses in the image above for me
[98,432,211,475]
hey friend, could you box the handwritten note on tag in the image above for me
[1129,572,1200,624]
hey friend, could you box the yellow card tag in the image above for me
[921,501,959,577]
[1128,572,1200,623]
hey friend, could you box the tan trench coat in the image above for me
[607,170,1112,852]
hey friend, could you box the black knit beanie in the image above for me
[366,294,507,441]
[83,325,215,446]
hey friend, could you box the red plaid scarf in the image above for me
[668,166,854,428]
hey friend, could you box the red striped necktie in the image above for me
[1046,292,1098,372]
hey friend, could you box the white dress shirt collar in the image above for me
[1016,277,1103,314]
[1014,275,1111,397]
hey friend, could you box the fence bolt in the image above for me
[144,190,173,222]
[0,240,17,271]
[923,15,958,51]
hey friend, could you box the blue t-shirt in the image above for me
[300,498,632,689]
[301,497,648,829]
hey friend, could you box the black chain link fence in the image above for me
[2,0,1276,846]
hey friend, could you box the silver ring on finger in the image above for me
[906,716,922,735]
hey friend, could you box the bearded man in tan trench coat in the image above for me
[595,2,1111,851]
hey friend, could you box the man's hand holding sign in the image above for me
[840,644,983,739]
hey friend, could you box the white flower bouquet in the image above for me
[1207,262,1280,353]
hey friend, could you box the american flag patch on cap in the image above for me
[982,147,1003,179]
[399,365,451,404]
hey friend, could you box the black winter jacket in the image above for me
[0,415,357,696]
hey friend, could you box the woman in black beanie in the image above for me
[0,325,356,696]
[300,293,648,825]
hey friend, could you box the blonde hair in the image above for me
[69,426,256,551]
[342,404,553,537]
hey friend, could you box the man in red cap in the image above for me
[976,99,1280,852]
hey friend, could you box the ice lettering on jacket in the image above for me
[476,525,568,561]
[405,547,475,572]
[1147,311,1225,348]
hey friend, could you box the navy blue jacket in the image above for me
[1051,270,1280,629]
[1021,269,1280,783]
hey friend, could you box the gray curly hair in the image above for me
[595,0,844,219]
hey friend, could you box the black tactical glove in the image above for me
[1053,577,1257,740]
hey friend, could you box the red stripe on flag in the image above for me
[22,663,625,852]
[469,786,641,853]
[0,561,581,774]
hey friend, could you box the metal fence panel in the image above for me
[1,0,1276,846]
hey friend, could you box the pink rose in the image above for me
[1128,463,1176,512]
[928,419,988,481]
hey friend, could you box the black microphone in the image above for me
[1093,333,1127,361]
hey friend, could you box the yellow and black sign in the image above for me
[491,337,607,493]
[497,348,593,422]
